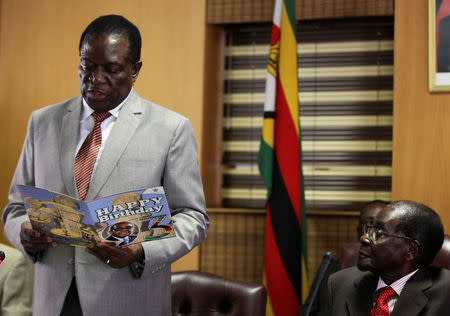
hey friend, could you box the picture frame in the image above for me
[429,0,450,92]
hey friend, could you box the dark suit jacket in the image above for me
[106,234,137,246]
[328,266,450,316]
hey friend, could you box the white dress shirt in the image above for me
[76,89,132,173]
[374,269,419,312]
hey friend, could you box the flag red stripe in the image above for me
[274,79,301,221]
[264,204,301,315]
[270,24,280,45]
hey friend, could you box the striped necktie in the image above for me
[74,111,111,200]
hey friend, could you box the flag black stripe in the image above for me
[268,158,303,302]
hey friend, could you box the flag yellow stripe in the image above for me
[301,255,308,303]
[278,3,299,135]
[261,118,275,148]
[263,272,275,316]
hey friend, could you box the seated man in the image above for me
[301,200,388,316]
[328,200,450,315]
[0,242,34,316]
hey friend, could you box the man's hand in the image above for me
[85,242,144,269]
[20,222,56,254]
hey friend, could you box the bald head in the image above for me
[389,200,444,266]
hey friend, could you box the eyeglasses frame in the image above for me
[364,225,421,249]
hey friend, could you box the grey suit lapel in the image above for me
[60,97,82,198]
[391,268,431,316]
[85,90,143,201]
[346,272,377,316]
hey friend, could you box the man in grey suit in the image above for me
[2,15,209,315]
[328,200,450,315]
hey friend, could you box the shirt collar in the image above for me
[81,88,133,120]
[375,269,419,296]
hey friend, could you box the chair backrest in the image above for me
[171,271,267,316]
[339,234,450,270]
[431,234,450,269]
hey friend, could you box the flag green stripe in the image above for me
[283,0,297,36]
[258,138,274,193]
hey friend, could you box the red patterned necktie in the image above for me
[370,286,396,316]
[74,112,111,200]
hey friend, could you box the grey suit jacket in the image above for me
[2,89,209,316]
[328,266,450,316]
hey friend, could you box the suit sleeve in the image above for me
[139,117,209,276]
[327,272,335,315]
[2,114,37,262]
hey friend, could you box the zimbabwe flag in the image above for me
[258,0,308,315]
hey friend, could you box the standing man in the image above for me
[328,201,450,315]
[2,15,209,315]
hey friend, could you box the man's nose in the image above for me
[89,68,106,83]
[360,232,370,244]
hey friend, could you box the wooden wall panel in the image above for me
[0,0,207,270]
[393,0,450,232]
[201,25,225,207]
[200,209,358,286]
[207,0,394,24]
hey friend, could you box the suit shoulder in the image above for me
[0,243,28,265]
[329,267,375,289]
[330,266,364,280]
[31,96,81,120]
[140,99,190,123]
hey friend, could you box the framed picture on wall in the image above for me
[429,0,450,91]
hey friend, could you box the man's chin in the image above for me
[86,99,109,112]
[357,262,369,271]
[357,257,372,271]
[83,95,117,112]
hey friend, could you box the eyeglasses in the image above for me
[365,226,420,246]
[111,226,133,231]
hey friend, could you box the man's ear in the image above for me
[405,240,420,261]
[132,61,143,82]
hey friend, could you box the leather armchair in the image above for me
[171,271,267,316]
[339,234,450,270]
[431,234,450,269]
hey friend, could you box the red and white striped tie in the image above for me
[74,111,111,200]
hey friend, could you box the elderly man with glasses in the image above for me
[327,200,450,316]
